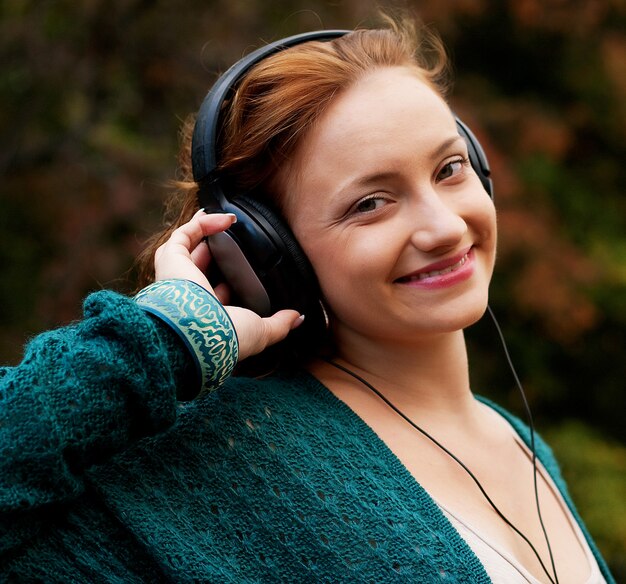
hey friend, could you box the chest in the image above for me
[87,399,496,582]
[370,417,593,584]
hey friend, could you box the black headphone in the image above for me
[191,30,493,350]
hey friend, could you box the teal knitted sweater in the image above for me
[0,291,615,583]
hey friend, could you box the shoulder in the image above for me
[476,396,563,483]
[11,289,165,382]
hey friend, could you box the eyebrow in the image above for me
[339,134,466,192]
[431,135,466,160]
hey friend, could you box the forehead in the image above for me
[281,67,456,209]
[312,67,449,144]
[335,67,441,117]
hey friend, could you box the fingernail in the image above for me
[292,314,305,329]
[199,208,236,223]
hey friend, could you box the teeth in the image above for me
[406,254,468,282]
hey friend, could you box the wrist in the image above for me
[135,279,238,396]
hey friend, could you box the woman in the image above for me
[0,20,614,583]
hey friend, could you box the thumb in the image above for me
[238,309,303,361]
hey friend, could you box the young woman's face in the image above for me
[281,67,497,348]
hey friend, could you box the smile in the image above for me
[395,247,475,289]
[402,253,469,282]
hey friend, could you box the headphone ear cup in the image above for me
[206,189,327,350]
[234,195,327,347]
[236,195,315,291]
[455,116,494,199]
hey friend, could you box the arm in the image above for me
[0,291,188,513]
[0,291,191,556]
[0,211,300,553]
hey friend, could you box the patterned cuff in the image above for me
[134,279,238,394]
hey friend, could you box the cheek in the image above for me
[305,239,362,291]
[470,195,497,244]
[302,232,394,309]
[484,203,498,254]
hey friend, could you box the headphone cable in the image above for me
[487,304,559,583]
[324,313,560,584]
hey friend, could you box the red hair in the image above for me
[136,18,448,287]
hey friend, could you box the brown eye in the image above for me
[353,196,388,214]
[437,158,466,181]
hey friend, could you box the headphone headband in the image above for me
[191,29,350,183]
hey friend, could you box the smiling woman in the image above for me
[281,67,496,348]
[0,16,615,584]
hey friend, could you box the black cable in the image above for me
[487,304,559,583]
[325,346,559,584]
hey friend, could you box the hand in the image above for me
[154,210,303,361]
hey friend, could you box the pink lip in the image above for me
[395,246,475,289]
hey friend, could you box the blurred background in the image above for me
[1,0,624,575]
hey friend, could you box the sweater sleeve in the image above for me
[0,290,193,552]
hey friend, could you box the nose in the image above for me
[408,191,467,252]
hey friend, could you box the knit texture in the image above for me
[0,291,615,583]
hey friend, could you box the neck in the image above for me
[318,329,476,419]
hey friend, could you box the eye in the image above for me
[353,195,389,214]
[437,157,469,182]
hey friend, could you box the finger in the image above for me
[239,310,301,359]
[196,211,238,239]
[213,282,231,305]
[190,238,211,272]
[166,212,235,257]
[254,310,302,357]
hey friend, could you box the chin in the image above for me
[413,291,490,336]
[457,305,489,332]
[462,289,491,325]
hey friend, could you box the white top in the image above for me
[441,506,606,583]
[436,422,607,584]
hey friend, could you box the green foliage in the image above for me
[544,421,626,580]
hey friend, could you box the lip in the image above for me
[395,246,475,289]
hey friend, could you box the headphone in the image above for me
[191,30,493,350]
